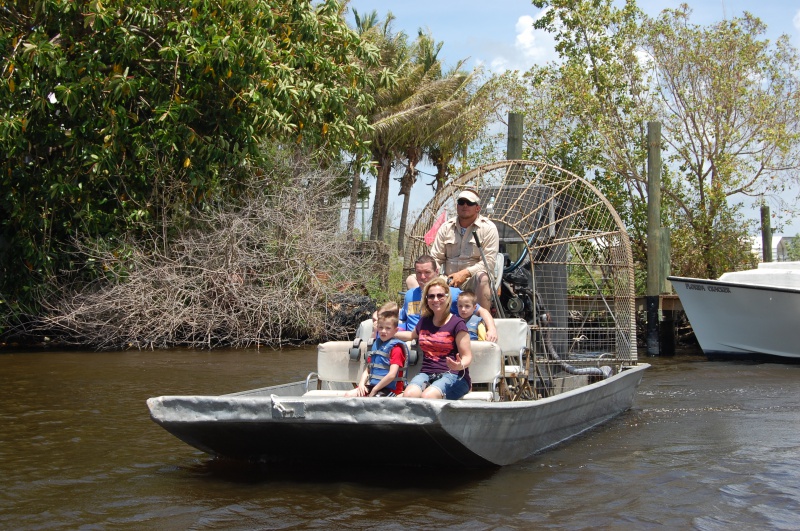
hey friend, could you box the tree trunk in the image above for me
[398,190,411,254]
[369,151,392,241]
[433,157,449,194]
[397,148,420,254]
[397,173,414,254]
[346,157,362,240]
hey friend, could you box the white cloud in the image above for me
[484,12,558,74]
[515,15,548,60]
[794,10,800,44]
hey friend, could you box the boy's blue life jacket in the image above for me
[465,314,484,340]
[367,338,409,391]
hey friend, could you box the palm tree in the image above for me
[350,17,494,245]
[426,77,497,194]
[370,31,483,244]
[345,10,412,241]
[394,60,484,252]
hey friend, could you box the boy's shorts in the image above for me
[366,384,396,397]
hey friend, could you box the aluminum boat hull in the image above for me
[147,363,648,467]
[670,275,800,360]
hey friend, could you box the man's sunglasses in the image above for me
[426,293,447,300]
[457,198,477,206]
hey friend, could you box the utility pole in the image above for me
[646,122,672,355]
[506,112,524,185]
[761,204,772,262]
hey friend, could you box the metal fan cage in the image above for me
[403,160,637,379]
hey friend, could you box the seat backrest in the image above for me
[493,318,530,356]
[316,341,365,384]
[354,317,420,367]
[493,254,504,290]
[355,319,373,342]
[467,341,502,384]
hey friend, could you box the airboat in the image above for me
[147,160,649,467]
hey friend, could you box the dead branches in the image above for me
[37,161,382,349]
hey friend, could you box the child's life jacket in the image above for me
[367,338,409,392]
[465,314,486,341]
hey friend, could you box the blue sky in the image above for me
[345,0,800,238]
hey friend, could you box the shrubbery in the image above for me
[31,156,381,349]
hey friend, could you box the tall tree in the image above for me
[514,0,800,280]
[344,10,412,242]
[642,6,800,277]
[345,8,383,239]
[530,0,653,266]
[395,63,492,253]
[363,23,492,245]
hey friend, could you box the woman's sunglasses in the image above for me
[426,293,447,300]
[457,198,477,206]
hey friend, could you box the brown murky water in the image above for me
[2,347,800,529]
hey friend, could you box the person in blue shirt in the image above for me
[396,254,496,342]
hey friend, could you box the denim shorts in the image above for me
[408,372,470,400]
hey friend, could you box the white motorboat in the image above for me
[669,262,800,360]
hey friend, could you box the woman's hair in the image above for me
[421,276,451,319]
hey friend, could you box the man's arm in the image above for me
[394,329,413,341]
[477,306,497,342]
[466,221,500,279]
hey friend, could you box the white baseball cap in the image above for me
[457,189,480,204]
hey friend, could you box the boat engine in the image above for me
[497,253,536,324]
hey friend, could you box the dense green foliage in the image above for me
[784,235,800,261]
[1,0,377,318]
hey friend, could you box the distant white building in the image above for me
[751,234,797,262]
[776,236,796,262]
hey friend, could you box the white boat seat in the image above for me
[494,318,530,370]
[354,318,373,342]
[460,340,502,401]
[492,318,532,400]
[304,340,365,395]
[303,389,351,397]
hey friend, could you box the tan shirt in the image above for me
[430,215,499,278]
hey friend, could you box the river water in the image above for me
[1,347,799,530]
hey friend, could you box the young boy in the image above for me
[346,309,407,397]
[457,290,486,341]
[370,301,398,337]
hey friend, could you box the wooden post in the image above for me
[507,113,523,160]
[506,112,524,185]
[660,227,671,294]
[761,204,772,262]
[646,122,662,356]
[659,226,675,355]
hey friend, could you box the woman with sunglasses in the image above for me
[402,276,472,400]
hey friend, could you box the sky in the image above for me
[344,0,800,239]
